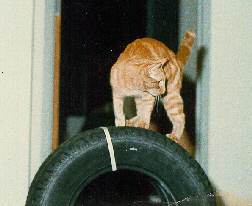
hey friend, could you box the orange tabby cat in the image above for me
[110,31,195,141]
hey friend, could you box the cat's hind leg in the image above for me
[112,93,125,126]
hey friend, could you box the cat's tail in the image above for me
[176,30,196,70]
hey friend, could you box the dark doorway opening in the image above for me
[59,0,179,141]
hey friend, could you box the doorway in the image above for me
[59,0,181,141]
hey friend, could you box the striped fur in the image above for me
[110,31,195,140]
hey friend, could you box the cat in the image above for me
[110,30,195,141]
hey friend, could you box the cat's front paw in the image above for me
[166,133,179,143]
[115,118,126,126]
[126,117,149,129]
[126,116,138,127]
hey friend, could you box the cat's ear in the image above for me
[149,59,168,72]
[147,60,166,79]
[161,59,169,69]
[160,59,172,78]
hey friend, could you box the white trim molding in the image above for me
[195,0,211,173]
[0,0,55,204]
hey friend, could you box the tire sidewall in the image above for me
[26,127,215,206]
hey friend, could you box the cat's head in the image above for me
[146,61,167,96]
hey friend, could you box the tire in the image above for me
[26,127,216,206]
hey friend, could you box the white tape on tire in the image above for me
[100,127,117,171]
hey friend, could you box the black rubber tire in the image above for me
[26,127,216,206]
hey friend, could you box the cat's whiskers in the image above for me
[155,95,160,113]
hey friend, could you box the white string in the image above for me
[100,127,117,171]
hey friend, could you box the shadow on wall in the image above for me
[196,46,207,79]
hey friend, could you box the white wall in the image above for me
[0,0,55,205]
[208,1,252,204]
[30,0,55,181]
[0,1,33,204]
[197,0,252,205]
